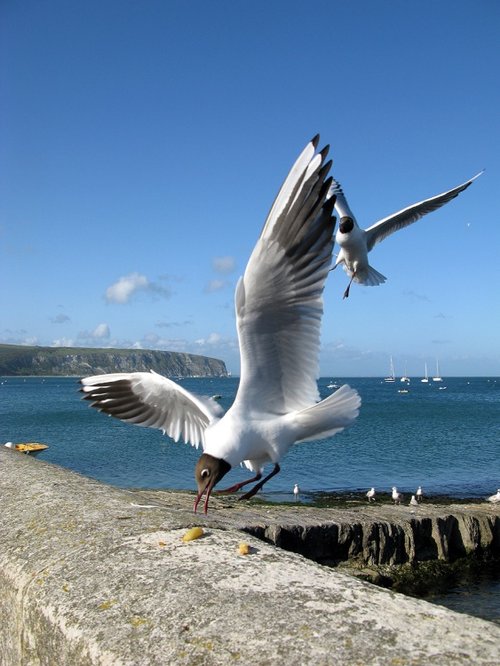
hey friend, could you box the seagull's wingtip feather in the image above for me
[311,133,320,148]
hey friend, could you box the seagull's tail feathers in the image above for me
[355,265,387,286]
[292,384,361,442]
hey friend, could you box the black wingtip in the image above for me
[321,158,333,175]
[323,175,333,192]
[323,177,336,210]
[325,194,336,215]
[311,134,320,149]
[320,145,330,161]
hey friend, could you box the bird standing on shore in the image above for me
[409,495,419,507]
[392,487,403,504]
[81,136,361,514]
[329,172,482,298]
[487,489,500,503]
[366,487,376,502]
[416,486,423,502]
[293,483,300,501]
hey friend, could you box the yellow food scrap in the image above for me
[182,526,204,542]
[238,542,251,555]
[158,541,166,547]
[129,616,150,628]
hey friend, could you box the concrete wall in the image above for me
[1,448,500,665]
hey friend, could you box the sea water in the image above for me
[2,375,498,496]
[1,375,499,623]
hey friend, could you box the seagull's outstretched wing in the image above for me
[80,371,223,448]
[235,136,336,415]
[365,171,483,251]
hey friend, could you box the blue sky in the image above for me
[1,0,498,377]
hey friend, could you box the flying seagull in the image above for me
[329,171,483,298]
[81,136,361,513]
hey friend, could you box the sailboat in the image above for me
[384,356,396,383]
[400,362,410,384]
[421,362,429,383]
[432,359,443,382]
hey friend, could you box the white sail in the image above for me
[384,356,396,383]
[400,362,410,383]
[421,362,429,383]
[432,359,443,382]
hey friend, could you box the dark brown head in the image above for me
[194,453,231,514]
[339,216,354,234]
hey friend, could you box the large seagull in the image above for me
[81,136,361,513]
[330,171,483,298]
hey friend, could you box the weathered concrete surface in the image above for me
[1,448,500,666]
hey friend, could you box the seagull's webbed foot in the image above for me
[216,472,262,495]
[238,464,281,501]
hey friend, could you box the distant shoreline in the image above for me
[2,374,500,380]
[0,343,228,378]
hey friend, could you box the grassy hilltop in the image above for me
[0,344,228,378]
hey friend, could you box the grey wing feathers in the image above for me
[236,137,336,413]
[365,171,483,251]
[263,140,335,286]
[261,135,320,238]
[80,371,223,448]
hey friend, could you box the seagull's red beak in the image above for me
[193,479,214,514]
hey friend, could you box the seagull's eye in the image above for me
[200,468,210,479]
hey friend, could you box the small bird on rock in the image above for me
[293,483,300,500]
[328,172,482,298]
[416,486,423,502]
[487,489,500,503]
[392,486,403,505]
[410,495,419,507]
[366,487,376,502]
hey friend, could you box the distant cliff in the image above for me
[0,344,228,378]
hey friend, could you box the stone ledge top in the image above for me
[136,487,500,529]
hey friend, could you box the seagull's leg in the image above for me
[238,464,281,501]
[343,273,355,299]
[216,472,262,495]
